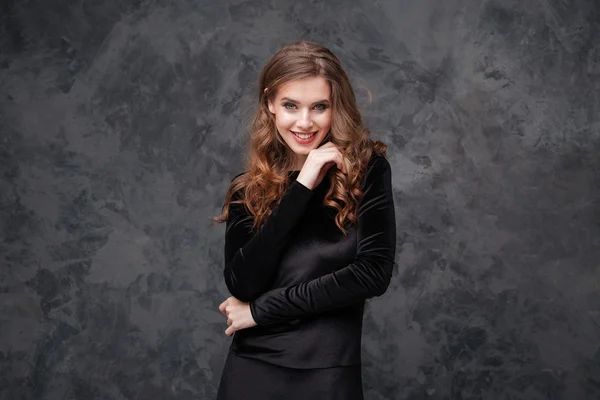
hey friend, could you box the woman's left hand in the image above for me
[218,296,257,336]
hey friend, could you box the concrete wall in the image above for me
[1,0,599,398]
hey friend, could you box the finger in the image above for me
[218,302,227,315]
[322,160,336,172]
[227,318,232,326]
[225,326,234,336]
[311,148,346,173]
[320,147,345,161]
[314,148,341,163]
[318,141,335,148]
[317,161,335,182]
[321,141,343,153]
[327,152,344,172]
[333,149,347,173]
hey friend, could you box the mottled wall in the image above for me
[1,0,599,399]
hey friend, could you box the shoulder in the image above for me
[364,152,391,178]
[368,151,389,167]
[358,152,392,194]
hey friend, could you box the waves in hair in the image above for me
[214,40,388,235]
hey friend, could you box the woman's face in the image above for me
[267,76,332,167]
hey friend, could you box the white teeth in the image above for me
[293,131,316,139]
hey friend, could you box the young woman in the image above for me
[214,40,396,400]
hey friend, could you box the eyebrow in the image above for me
[280,97,330,104]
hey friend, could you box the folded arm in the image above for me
[249,155,396,325]
[223,176,314,302]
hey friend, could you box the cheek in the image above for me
[316,113,332,129]
[275,113,295,128]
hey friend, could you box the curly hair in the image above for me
[214,40,387,235]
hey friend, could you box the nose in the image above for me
[297,110,313,130]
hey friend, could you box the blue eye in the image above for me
[282,103,328,110]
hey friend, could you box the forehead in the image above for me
[276,76,330,101]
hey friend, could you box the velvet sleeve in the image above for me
[223,175,314,302]
[249,154,396,325]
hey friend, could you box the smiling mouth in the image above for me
[291,131,317,139]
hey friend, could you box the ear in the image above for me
[264,87,276,114]
[267,98,275,114]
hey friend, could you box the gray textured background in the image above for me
[1,0,599,399]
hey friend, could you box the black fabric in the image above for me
[223,179,315,302]
[216,351,364,400]
[222,152,396,369]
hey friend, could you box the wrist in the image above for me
[249,300,263,326]
[295,173,314,190]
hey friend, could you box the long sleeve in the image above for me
[249,154,396,325]
[223,175,314,302]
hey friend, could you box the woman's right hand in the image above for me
[296,142,346,190]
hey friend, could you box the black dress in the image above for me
[216,153,396,400]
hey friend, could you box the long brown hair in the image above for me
[214,40,387,235]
